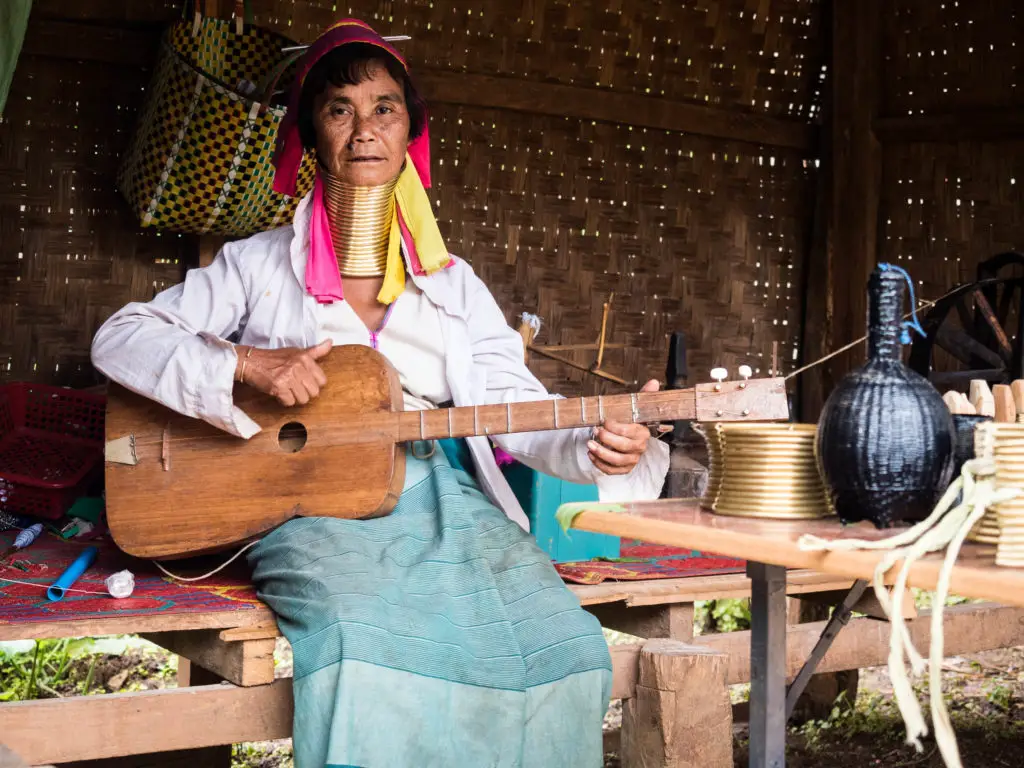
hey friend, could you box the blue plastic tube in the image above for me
[47,546,98,601]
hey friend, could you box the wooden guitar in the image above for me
[103,344,789,560]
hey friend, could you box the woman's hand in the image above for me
[587,379,660,475]
[236,339,333,406]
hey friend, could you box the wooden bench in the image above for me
[6,569,1023,767]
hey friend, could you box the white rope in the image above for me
[796,458,1020,767]
[152,541,259,583]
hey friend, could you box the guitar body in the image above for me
[104,345,406,560]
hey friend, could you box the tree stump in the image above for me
[620,639,733,768]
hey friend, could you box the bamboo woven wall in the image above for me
[0,1,187,388]
[0,0,824,396]
[880,0,1024,304]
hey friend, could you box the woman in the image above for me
[92,19,668,768]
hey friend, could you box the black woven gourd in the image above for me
[816,265,955,528]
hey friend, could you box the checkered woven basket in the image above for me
[117,18,317,237]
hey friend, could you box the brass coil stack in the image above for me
[697,422,835,519]
[322,171,399,278]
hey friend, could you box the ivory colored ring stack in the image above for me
[974,422,1024,566]
[699,422,835,520]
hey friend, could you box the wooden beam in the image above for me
[570,570,856,607]
[711,602,1024,685]
[875,109,1024,144]
[416,71,816,151]
[612,602,1024,697]
[1,680,295,765]
[823,0,883,383]
[142,630,276,687]
[0,605,276,643]
[590,602,695,641]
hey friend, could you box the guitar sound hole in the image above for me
[278,422,308,453]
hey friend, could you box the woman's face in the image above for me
[311,59,410,186]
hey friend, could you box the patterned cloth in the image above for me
[556,543,747,585]
[248,442,612,768]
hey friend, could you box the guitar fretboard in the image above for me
[395,390,695,442]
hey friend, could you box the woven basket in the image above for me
[117,17,317,237]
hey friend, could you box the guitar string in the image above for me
[783,294,944,381]
[113,391,706,448]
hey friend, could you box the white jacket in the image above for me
[91,192,669,530]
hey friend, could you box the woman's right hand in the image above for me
[236,339,333,406]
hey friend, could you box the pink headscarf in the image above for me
[272,18,432,196]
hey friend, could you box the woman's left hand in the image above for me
[587,379,660,475]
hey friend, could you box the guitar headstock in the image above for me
[694,366,790,422]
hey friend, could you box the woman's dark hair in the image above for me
[297,42,427,150]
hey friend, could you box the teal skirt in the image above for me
[247,440,612,768]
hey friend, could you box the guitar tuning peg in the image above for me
[710,367,728,383]
[738,365,752,380]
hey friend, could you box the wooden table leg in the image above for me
[747,562,787,768]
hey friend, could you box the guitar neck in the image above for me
[396,390,694,443]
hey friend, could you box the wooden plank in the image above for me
[1,680,294,765]
[708,602,1024,685]
[823,0,883,384]
[54,747,233,768]
[20,21,159,68]
[0,606,276,643]
[568,501,1024,608]
[875,108,1024,144]
[610,602,1024,699]
[590,603,695,641]
[416,71,816,151]
[142,630,275,687]
[570,570,855,607]
[219,622,280,642]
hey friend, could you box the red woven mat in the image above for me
[0,531,261,627]
[0,532,748,626]
[554,541,746,585]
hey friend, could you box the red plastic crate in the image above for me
[0,384,106,519]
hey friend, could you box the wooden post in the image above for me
[826,0,884,384]
[801,0,883,421]
[620,639,733,768]
[175,658,233,768]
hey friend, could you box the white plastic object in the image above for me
[710,367,728,383]
[105,570,135,599]
[738,365,753,380]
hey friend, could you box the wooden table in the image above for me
[567,499,1024,768]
